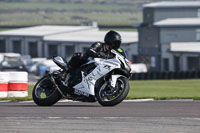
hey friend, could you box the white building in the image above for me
[139,1,200,72]
[0,25,97,58]
[0,25,138,61]
[44,29,138,61]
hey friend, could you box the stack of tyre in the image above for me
[0,72,9,98]
[8,72,28,97]
[0,72,28,98]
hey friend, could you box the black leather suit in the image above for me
[85,42,112,58]
[68,42,111,68]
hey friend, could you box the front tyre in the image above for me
[32,75,62,106]
[96,77,129,106]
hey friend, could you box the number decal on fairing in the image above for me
[103,65,111,70]
[85,66,102,89]
[74,89,89,97]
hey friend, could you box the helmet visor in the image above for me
[112,40,121,49]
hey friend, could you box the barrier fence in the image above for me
[131,71,200,80]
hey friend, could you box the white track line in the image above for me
[123,99,154,102]
[1,99,196,104]
[58,99,78,103]
[182,118,200,121]
[19,101,34,103]
[0,100,11,103]
[19,99,155,103]
[158,99,194,102]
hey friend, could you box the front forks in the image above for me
[110,75,122,88]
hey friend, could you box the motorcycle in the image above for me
[32,49,133,106]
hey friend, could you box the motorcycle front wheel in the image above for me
[96,76,129,106]
[32,75,62,106]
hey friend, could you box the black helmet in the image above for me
[104,30,121,50]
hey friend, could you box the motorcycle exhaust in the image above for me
[50,74,67,98]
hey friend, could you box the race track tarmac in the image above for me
[0,100,200,133]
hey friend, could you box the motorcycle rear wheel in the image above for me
[32,75,62,106]
[96,77,129,106]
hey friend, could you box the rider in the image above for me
[66,30,124,71]
[85,30,122,59]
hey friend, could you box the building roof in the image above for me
[44,30,138,44]
[154,18,200,27]
[170,42,200,53]
[0,25,97,37]
[143,1,200,8]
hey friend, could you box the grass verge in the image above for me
[127,79,200,100]
[0,79,200,101]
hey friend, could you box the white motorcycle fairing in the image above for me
[73,50,130,97]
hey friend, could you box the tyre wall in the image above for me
[0,72,9,98]
[131,71,200,80]
[0,72,28,98]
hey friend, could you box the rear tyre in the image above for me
[96,77,129,106]
[32,75,62,106]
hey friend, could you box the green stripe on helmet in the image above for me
[117,48,123,53]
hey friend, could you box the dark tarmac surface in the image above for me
[0,101,200,133]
